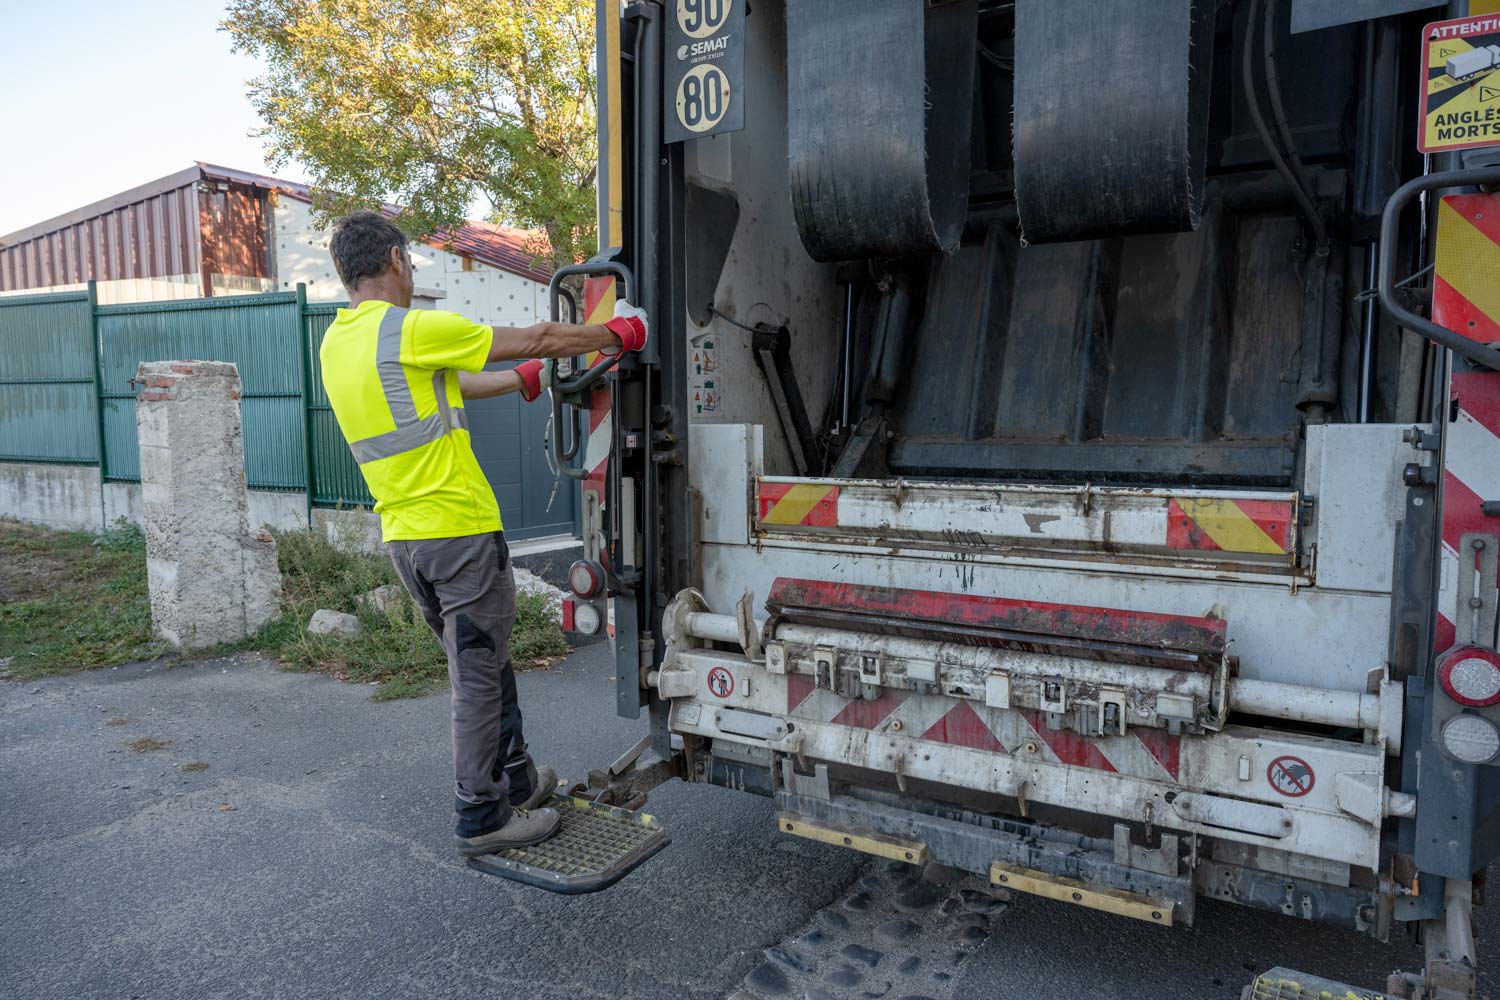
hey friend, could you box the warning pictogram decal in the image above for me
[1266,755,1316,798]
[1420,15,1500,152]
[707,666,735,698]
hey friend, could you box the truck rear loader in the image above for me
[480,3,1500,997]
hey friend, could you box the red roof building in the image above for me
[0,163,551,306]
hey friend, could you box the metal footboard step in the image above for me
[1242,968,1388,1000]
[465,794,669,894]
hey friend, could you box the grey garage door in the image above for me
[464,361,578,542]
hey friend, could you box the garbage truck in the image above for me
[475,2,1500,996]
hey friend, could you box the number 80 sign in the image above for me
[676,65,731,133]
[664,0,745,143]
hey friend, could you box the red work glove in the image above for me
[602,300,649,356]
[515,359,551,402]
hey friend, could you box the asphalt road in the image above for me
[1,647,1492,1000]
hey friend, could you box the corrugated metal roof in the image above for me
[0,163,553,291]
[0,167,274,295]
[196,163,553,284]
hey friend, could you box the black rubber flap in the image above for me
[466,794,669,895]
[1013,0,1215,244]
[787,0,978,262]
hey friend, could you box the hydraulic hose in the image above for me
[1263,0,1319,220]
[1242,0,1329,250]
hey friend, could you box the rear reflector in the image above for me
[1441,713,1500,765]
[568,560,604,599]
[1438,647,1500,707]
[573,601,603,636]
[562,598,576,632]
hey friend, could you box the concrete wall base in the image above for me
[0,466,315,537]
[0,462,103,532]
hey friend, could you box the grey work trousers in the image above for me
[388,530,535,837]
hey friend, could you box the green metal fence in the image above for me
[303,302,375,508]
[0,290,100,464]
[0,283,373,516]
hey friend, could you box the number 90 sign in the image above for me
[675,64,731,133]
[678,0,731,39]
[664,0,743,143]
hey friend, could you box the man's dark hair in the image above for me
[329,211,408,289]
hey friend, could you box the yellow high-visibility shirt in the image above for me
[319,300,502,541]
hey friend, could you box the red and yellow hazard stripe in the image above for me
[1432,193,1500,654]
[758,482,840,527]
[1165,498,1293,555]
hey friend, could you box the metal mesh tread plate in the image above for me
[465,794,669,894]
[1244,968,1387,1000]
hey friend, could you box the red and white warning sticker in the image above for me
[1266,755,1316,798]
[706,666,735,699]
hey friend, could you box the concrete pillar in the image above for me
[136,360,281,650]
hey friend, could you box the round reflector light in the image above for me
[573,601,603,636]
[1441,714,1500,765]
[568,560,603,599]
[1438,647,1500,707]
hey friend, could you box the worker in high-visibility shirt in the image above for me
[319,211,647,855]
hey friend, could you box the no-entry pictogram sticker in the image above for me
[1266,755,1316,798]
[706,666,735,699]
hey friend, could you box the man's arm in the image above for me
[457,370,524,400]
[486,321,615,362]
[486,301,649,363]
[460,359,551,402]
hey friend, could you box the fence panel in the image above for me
[96,294,306,488]
[0,285,573,539]
[303,304,375,508]
[0,291,99,463]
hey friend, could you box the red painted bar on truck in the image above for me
[766,578,1227,656]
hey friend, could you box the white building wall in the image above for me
[0,274,271,304]
[271,196,545,326]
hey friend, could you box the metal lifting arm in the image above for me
[1378,166,1500,372]
[546,259,637,480]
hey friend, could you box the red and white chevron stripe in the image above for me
[784,676,1182,784]
[1437,374,1500,652]
[1431,194,1500,655]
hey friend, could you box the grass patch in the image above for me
[258,525,568,700]
[181,761,209,773]
[0,517,568,701]
[127,736,169,752]
[0,519,166,680]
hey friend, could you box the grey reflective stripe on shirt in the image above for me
[376,306,417,424]
[348,413,449,463]
[431,368,454,429]
[347,306,469,465]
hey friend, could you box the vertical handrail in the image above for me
[294,283,316,527]
[87,280,108,528]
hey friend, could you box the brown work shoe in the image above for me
[515,766,559,811]
[455,807,561,857]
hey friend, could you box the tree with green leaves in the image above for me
[224,0,597,268]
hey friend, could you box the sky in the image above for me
[0,0,308,236]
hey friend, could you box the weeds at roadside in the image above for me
[0,519,165,679]
[0,516,568,701]
[127,736,169,752]
[255,523,568,700]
